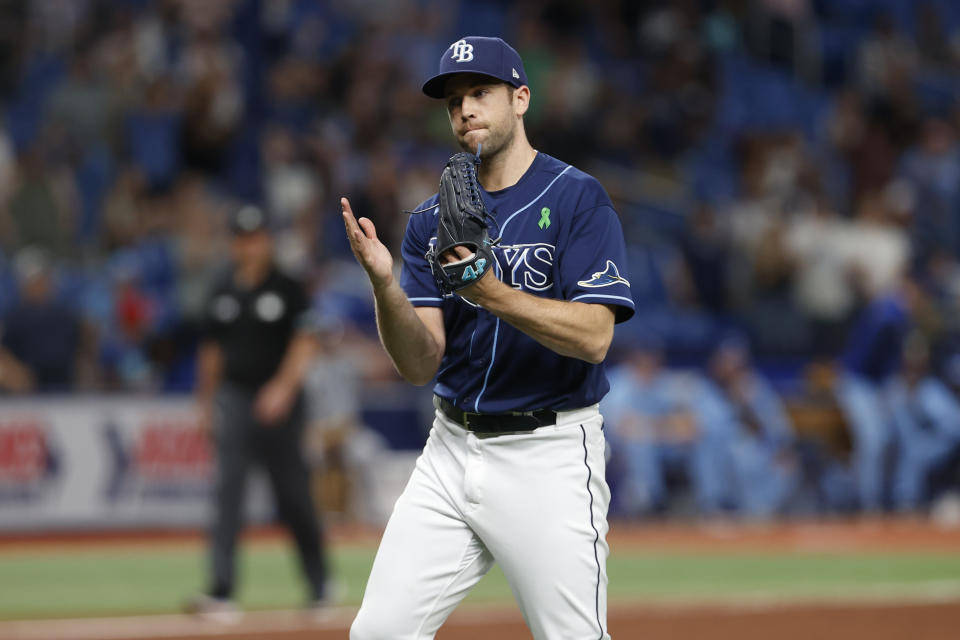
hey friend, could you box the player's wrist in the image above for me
[368,268,395,292]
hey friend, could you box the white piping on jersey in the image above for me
[475,317,501,412]
[473,166,571,412]
[473,258,502,411]
[468,319,476,359]
[571,293,635,305]
[497,165,572,236]
[408,296,443,304]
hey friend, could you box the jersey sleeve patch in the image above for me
[560,204,635,323]
[577,260,630,288]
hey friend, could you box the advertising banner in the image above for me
[0,397,272,531]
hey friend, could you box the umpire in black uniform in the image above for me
[190,204,329,617]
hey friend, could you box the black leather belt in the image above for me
[435,396,557,434]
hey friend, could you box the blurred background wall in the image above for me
[1,0,960,530]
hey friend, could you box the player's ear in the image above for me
[513,85,530,117]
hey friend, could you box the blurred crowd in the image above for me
[0,0,960,516]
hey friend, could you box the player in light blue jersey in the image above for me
[342,36,633,639]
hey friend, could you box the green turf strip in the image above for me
[606,552,960,602]
[1,543,960,619]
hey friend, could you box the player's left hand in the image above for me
[254,378,297,426]
[427,151,496,295]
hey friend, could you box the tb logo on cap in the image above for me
[450,39,474,62]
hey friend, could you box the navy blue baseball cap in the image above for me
[422,36,528,99]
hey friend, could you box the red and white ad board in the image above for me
[0,397,272,531]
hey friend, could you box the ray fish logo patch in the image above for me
[578,260,629,288]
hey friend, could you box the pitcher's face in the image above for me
[445,75,523,159]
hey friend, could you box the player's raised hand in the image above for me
[342,197,394,289]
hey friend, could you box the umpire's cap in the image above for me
[422,36,528,99]
[228,204,271,235]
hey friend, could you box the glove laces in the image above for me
[463,145,482,209]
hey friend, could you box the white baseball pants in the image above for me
[350,404,611,639]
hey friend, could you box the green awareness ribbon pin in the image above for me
[538,207,551,230]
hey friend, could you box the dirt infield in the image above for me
[2,600,959,640]
[626,601,960,640]
[2,517,959,639]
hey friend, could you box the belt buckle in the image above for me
[462,411,479,430]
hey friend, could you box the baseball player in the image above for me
[341,36,634,639]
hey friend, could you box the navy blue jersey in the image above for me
[400,152,635,413]
[840,292,908,382]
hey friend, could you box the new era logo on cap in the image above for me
[422,36,529,98]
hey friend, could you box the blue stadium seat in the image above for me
[75,146,115,245]
[125,112,181,189]
[4,54,65,150]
